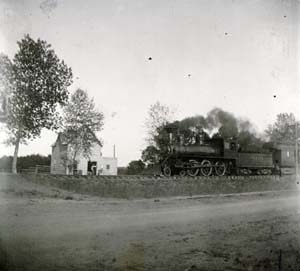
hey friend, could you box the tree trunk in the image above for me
[12,134,21,174]
[71,150,78,175]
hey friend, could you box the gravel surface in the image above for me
[1,174,300,270]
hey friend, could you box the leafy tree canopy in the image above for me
[141,145,160,164]
[0,35,73,173]
[61,88,104,172]
[0,154,51,172]
[265,113,299,144]
[127,160,146,175]
[2,35,72,142]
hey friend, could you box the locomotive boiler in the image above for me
[160,129,277,177]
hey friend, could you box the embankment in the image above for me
[16,173,300,199]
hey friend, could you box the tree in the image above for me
[61,88,104,173]
[0,35,73,173]
[237,130,265,152]
[145,101,176,146]
[142,101,175,164]
[265,113,299,144]
[17,154,51,170]
[0,154,51,172]
[127,160,145,175]
[0,155,13,172]
[141,145,160,164]
[0,54,13,121]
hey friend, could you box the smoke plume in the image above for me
[177,108,264,149]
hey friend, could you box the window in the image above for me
[287,151,290,158]
[106,164,110,170]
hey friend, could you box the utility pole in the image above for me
[296,121,299,178]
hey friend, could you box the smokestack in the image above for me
[113,144,116,158]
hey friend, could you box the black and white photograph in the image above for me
[0,0,299,270]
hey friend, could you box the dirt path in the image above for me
[1,175,300,270]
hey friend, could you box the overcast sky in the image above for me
[0,0,299,166]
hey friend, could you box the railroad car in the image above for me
[272,143,297,175]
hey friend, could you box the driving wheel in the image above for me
[215,161,226,176]
[200,160,212,176]
[162,165,172,177]
[187,160,199,177]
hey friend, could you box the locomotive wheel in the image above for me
[260,169,272,175]
[215,161,226,176]
[163,165,172,177]
[200,160,212,176]
[187,160,199,177]
[187,168,199,177]
[179,170,187,177]
[240,168,251,175]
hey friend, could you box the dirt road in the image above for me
[1,175,300,270]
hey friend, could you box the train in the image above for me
[160,129,297,177]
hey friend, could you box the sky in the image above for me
[0,0,299,166]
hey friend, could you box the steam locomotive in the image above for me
[160,129,296,177]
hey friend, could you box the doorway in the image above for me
[87,161,97,175]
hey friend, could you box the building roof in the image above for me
[52,131,102,148]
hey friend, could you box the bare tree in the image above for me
[145,101,176,147]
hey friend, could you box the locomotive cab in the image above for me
[223,139,239,160]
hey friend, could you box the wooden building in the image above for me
[51,133,117,175]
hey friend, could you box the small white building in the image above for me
[51,133,117,175]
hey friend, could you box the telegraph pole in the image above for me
[296,121,299,178]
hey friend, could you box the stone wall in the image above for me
[21,174,300,199]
